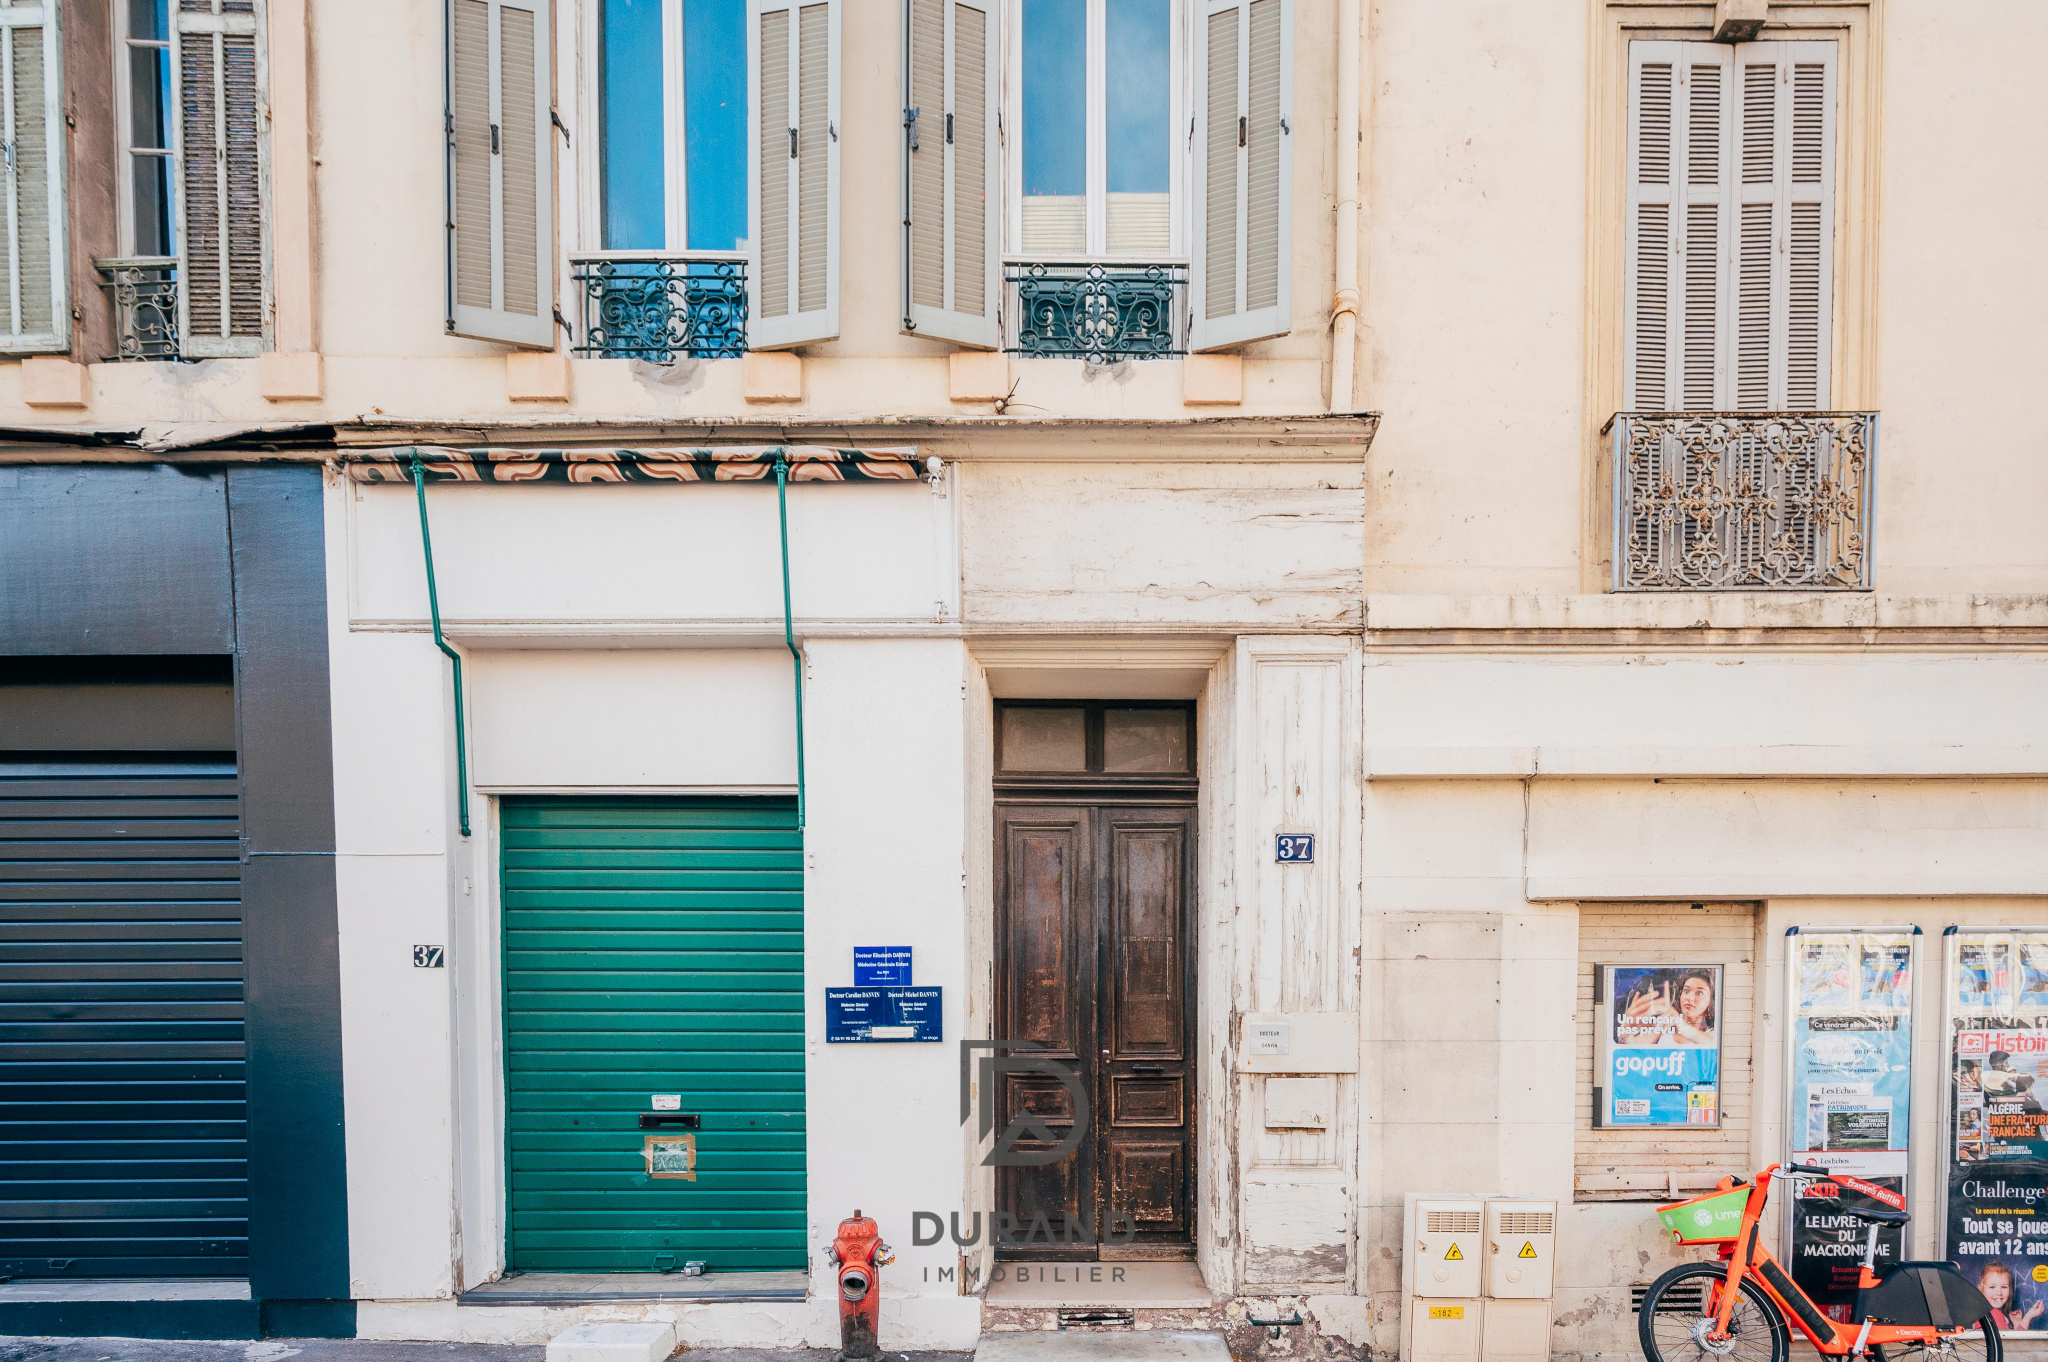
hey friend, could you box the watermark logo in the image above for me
[960,1039,1090,1168]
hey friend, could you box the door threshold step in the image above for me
[978,1330,1230,1362]
[984,1260,1213,1309]
[460,1269,807,1305]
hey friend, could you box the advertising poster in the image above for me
[1787,930,1914,1321]
[1947,931,2048,1335]
[1595,964,1722,1127]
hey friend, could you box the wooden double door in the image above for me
[993,798,1196,1259]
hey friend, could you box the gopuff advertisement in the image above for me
[1787,932,1915,1320]
[1596,964,1722,1127]
[1947,932,2048,1335]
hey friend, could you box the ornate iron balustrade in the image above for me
[95,257,180,361]
[572,254,747,361]
[1006,261,1186,360]
[1612,412,1878,591]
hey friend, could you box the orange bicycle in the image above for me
[1639,1162,1998,1362]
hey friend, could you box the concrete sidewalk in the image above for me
[0,1344,974,1362]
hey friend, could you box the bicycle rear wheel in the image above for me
[1638,1262,1789,1362]
[1879,1316,2001,1362]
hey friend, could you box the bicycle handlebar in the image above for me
[1781,1162,1834,1176]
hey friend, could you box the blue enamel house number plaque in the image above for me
[1275,834,1315,863]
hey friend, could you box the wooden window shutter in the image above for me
[1733,41,1836,410]
[1625,41,1732,412]
[445,0,554,349]
[174,0,270,357]
[901,0,996,348]
[1191,0,1292,353]
[1625,39,1835,412]
[0,2,67,354]
[748,0,838,349]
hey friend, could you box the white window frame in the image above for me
[113,0,175,259]
[1001,0,1188,262]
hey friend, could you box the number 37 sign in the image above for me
[1275,834,1315,864]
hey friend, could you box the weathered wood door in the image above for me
[991,703,1196,1260]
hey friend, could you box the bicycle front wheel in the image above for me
[1638,1262,1789,1362]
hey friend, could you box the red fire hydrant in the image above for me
[831,1209,894,1360]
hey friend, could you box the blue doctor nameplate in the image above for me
[853,946,914,987]
[825,986,943,1043]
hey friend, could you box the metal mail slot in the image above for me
[639,1113,701,1129]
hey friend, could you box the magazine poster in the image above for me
[1789,932,1914,1320]
[1597,964,1722,1127]
[1948,932,2048,1335]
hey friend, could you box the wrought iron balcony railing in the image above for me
[1611,412,1878,592]
[571,253,746,361]
[1005,261,1186,360]
[95,257,180,361]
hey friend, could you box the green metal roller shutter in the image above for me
[501,797,805,1272]
[0,758,247,1279]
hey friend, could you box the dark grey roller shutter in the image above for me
[0,758,246,1279]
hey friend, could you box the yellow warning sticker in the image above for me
[2034,1265,2048,1285]
[1518,1241,1538,1259]
[1444,1243,1464,1260]
[1429,1306,1465,1320]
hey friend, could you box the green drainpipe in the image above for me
[408,452,472,839]
[772,451,807,832]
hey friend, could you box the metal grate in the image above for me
[1006,261,1187,360]
[1427,1210,1482,1234]
[572,255,748,362]
[1633,1282,1706,1315]
[1612,412,1877,591]
[1058,1309,1135,1329]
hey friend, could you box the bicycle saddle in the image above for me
[1841,1204,1911,1225]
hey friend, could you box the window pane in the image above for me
[1001,707,1087,772]
[128,0,168,42]
[682,0,746,252]
[130,156,175,257]
[1106,0,1171,256]
[601,0,666,250]
[1103,709,1189,773]
[127,45,169,151]
[1020,0,1086,254]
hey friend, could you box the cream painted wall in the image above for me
[468,649,797,789]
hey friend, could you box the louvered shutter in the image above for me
[1733,41,1835,410]
[0,3,64,354]
[1190,0,1292,352]
[174,0,270,356]
[901,0,996,348]
[445,0,554,349]
[748,0,839,349]
[1625,40,1835,412]
[1624,42,1732,411]
[173,0,269,357]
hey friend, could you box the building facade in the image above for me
[0,0,2044,1355]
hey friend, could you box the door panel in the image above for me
[994,807,1092,1247]
[994,799,1193,1257]
[501,797,805,1271]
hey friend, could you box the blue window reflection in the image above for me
[1021,0,1087,253]
[601,0,664,250]
[682,0,746,252]
[1106,0,1169,195]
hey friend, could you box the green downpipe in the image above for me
[772,451,807,832]
[408,452,472,839]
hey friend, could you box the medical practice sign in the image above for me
[1595,963,1725,1128]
